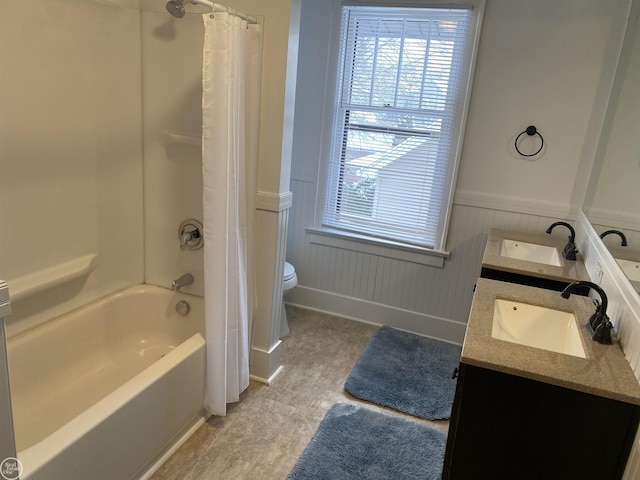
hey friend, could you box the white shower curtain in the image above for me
[202,12,262,416]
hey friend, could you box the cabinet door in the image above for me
[442,363,639,480]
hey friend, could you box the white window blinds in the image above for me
[322,5,477,249]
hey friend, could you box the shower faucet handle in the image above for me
[178,219,203,251]
[181,229,199,245]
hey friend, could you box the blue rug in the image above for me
[287,403,446,479]
[345,326,461,420]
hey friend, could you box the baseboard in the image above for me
[287,286,466,345]
[249,366,284,386]
[249,341,284,383]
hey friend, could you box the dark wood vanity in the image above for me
[441,274,640,479]
[442,362,640,479]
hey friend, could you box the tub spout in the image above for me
[171,273,194,292]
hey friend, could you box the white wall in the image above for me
[286,0,629,342]
[0,0,144,336]
[456,0,621,213]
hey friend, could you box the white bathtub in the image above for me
[6,284,206,480]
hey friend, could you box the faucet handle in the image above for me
[593,298,602,312]
[588,311,604,331]
[178,219,203,251]
[593,316,613,344]
[562,241,578,261]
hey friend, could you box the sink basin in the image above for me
[616,259,640,282]
[500,239,562,266]
[492,299,586,358]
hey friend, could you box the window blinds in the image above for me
[323,5,475,249]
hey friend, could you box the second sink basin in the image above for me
[500,239,563,266]
[492,299,586,358]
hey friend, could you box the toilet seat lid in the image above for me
[283,262,295,280]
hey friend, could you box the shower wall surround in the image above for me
[140,9,206,297]
[1,0,297,384]
[0,0,144,336]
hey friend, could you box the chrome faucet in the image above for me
[171,273,194,292]
[561,281,612,344]
[546,221,578,261]
[600,229,628,247]
[180,230,198,250]
[178,219,203,251]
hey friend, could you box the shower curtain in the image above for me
[202,12,262,416]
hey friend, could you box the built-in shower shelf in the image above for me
[162,132,201,147]
[9,254,99,302]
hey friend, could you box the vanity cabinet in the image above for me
[442,362,640,480]
[452,278,640,479]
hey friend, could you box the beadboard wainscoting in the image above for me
[576,214,640,480]
[577,213,640,380]
[285,178,576,344]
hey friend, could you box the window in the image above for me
[321,2,483,252]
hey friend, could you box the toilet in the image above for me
[280,261,298,338]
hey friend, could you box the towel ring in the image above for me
[515,125,544,157]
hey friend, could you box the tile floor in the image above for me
[150,306,450,480]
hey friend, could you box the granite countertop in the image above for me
[482,228,591,284]
[463,277,640,405]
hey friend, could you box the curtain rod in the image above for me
[190,0,258,24]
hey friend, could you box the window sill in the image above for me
[306,227,450,268]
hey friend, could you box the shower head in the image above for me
[166,0,186,18]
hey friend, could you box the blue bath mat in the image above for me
[287,403,447,479]
[345,326,461,420]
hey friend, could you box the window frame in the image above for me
[312,0,485,263]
